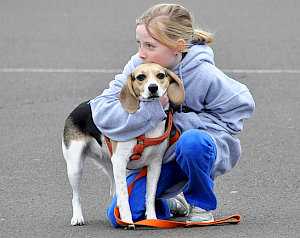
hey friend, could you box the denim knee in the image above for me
[175,129,217,174]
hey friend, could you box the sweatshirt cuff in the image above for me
[141,100,167,128]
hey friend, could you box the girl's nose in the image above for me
[139,47,146,59]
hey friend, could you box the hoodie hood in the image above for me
[172,45,215,74]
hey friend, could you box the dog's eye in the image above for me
[136,74,146,81]
[157,73,165,79]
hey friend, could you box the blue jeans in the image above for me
[107,129,217,227]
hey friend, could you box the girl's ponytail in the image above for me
[192,29,214,44]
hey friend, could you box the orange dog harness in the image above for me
[104,109,178,159]
[130,109,174,160]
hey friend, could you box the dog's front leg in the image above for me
[111,146,134,229]
[145,161,162,220]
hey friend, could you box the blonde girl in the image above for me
[90,3,255,226]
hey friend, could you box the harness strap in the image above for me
[169,125,180,146]
[144,109,173,146]
[114,167,241,228]
[104,109,174,160]
[130,109,174,160]
[104,135,113,156]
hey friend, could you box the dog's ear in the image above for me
[119,73,140,113]
[165,69,185,105]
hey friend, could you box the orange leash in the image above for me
[114,167,241,228]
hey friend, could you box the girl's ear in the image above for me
[175,38,186,53]
[165,69,185,105]
[119,73,140,113]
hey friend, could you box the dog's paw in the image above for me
[71,216,85,226]
[124,224,135,230]
[146,211,157,220]
[146,215,157,220]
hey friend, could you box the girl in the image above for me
[90,3,255,227]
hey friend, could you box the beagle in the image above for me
[62,63,185,229]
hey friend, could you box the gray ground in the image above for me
[0,0,299,237]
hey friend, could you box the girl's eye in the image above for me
[157,73,165,79]
[148,44,154,49]
[136,74,146,81]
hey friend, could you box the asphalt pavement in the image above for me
[1,0,299,237]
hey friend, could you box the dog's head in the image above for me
[119,63,185,113]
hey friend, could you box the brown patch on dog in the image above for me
[119,73,140,114]
[110,140,117,154]
[165,68,185,105]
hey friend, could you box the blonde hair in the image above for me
[136,4,213,52]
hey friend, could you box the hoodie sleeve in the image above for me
[200,63,255,134]
[89,53,167,141]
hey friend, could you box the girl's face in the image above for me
[136,24,181,69]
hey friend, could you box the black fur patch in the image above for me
[63,101,102,147]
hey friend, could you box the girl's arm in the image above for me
[201,63,255,134]
[173,62,255,135]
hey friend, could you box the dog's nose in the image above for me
[148,84,158,93]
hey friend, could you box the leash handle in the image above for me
[114,168,241,228]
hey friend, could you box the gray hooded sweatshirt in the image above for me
[90,45,255,180]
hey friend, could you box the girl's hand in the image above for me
[160,91,169,109]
